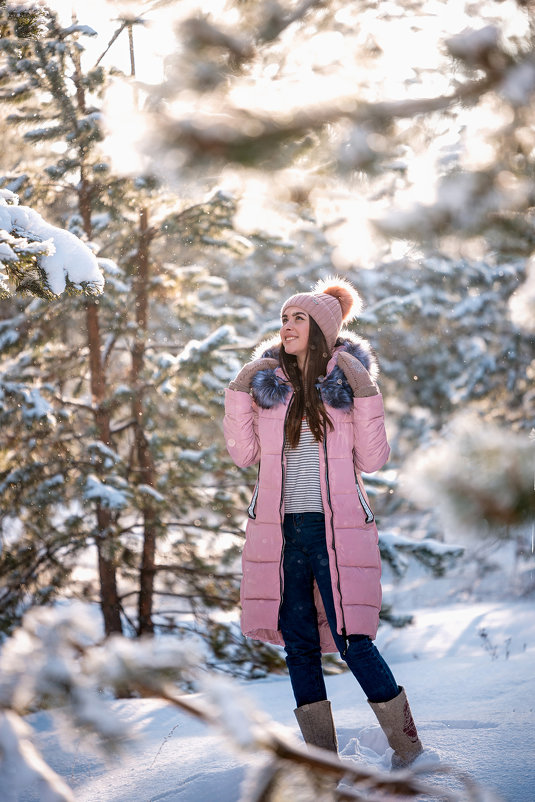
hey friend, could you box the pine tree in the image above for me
[0,6,286,674]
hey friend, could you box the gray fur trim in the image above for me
[251,369,291,409]
[250,331,379,410]
[319,365,353,409]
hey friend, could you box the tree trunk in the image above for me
[72,34,123,636]
[86,300,123,635]
[132,207,158,635]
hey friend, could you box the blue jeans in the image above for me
[279,512,399,708]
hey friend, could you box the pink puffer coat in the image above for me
[223,333,390,653]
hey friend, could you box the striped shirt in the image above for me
[283,417,324,513]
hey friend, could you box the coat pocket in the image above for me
[247,479,260,519]
[355,474,374,523]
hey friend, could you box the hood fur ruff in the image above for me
[250,330,379,410]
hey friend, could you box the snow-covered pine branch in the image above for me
[176,324,234,365]
[0,189,104,298]
[0,1,49,39]
[0,604,202,801]
[379,531,464,578]
[0,604,493,802]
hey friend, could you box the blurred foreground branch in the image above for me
[0,605,500,802]
[154,70,499,168]
[403,414,535,536]
[138,681,471,802]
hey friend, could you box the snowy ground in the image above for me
[20,594,535,802]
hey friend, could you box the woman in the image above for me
[223,278,423,768]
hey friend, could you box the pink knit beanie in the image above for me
[281,277,363,352]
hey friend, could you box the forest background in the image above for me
[0,1,533,800]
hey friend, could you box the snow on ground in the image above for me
[19,597,535,802]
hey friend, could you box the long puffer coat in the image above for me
[223,331,390,653]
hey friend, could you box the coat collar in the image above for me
[250,330,379,410]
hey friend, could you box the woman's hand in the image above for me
[337,352,378,398]
[229,357,279,392]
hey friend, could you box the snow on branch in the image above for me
[129,43,504,176]
[0,378,56,426]
[176,324,233,365]
[379,532,464,578]
[0,190,104,299]
[84,474,129,509]
[58,24,97,38]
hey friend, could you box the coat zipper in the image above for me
[355,474,374,523]
[322,432,348,654]
[276,398,292,628]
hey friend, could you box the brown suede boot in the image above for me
[368,687,423,769]
[294,700,339,753]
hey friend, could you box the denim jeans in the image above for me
[279,512,399,708]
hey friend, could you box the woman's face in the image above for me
[280,306,310,366]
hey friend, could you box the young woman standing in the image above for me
[223,278,423,768]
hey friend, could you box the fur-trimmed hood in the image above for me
[250,330,379,410]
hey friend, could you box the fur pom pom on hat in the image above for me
[281,276,362,352]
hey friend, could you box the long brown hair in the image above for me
[280,317,334,447]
